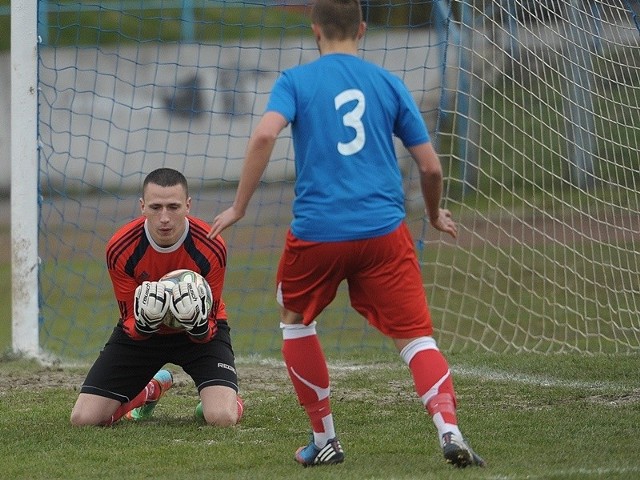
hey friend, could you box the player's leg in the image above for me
[348,223,485,467]
[277,231,345,466]
[395,336,485,467]
[70,393,122,426]
[72,371,170,425]
[281,314,344,467]
[179,320,243,427]
[70,326,168,426]
[195,385,243,426]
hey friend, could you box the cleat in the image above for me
[194,401,205,422]
[295,437,344,467]
[441,432,486,468]
[125,369,173,421]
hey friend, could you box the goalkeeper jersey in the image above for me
[266,53,430,241]
[105,215,228,341]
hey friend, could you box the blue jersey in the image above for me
[266,53,430,241]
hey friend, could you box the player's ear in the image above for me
[139,197,145,214]
[357,21,366,40]
[311,23,322,42]
[185,196,192,213]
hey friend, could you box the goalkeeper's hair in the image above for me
[311,0,362,41]
[143,168,189,197]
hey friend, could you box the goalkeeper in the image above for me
[208,0,484,469]
[71,168,243,427]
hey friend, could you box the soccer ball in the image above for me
[159,269,213,329]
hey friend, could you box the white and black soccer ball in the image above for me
[159,269,213,329]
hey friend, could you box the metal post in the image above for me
[11,0,41,357]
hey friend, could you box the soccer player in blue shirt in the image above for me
[209,0,485,468]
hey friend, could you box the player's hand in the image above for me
[207,206,245,239]
[134,281,169,335]
[169,281,210,337]
[429,208,457,239]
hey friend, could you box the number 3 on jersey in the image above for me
[334,89,365,156]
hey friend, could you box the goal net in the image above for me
[26,0,640,360]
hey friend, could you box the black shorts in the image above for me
[80,321,238,403]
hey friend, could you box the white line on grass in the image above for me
[486,465,640,479]
[238,356,636,392]
[452,364,633,392]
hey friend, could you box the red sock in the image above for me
[146,379,161,402]
[102,380,156,426]
[281,324,333,437]
[403,340,458,425]
[427,392,457,424]
[236,395,245,422]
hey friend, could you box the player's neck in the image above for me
[313,22,365,57]
[318,39,359,56]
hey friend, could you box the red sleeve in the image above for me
[187,217,229,343]
[108,263,149,340]
[204,253,226,321]
[106,218,150,341]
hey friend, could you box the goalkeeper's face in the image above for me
[140,182,191,247]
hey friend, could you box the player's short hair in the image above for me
[311,0,362,41]
[143,168,189,197]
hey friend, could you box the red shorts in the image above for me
[276,222,433,339]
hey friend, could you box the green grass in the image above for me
[0,352,639,479]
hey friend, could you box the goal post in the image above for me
[10,0,40,358]
[10,0,640,360]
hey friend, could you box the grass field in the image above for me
[3,199,640,478]
[3,229,639,480]
[2,3,638,476]
[1,351,639,479]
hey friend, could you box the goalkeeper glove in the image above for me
[133,281,169,335]
[169,281,210,339]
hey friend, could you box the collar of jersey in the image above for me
[144,218,189,253]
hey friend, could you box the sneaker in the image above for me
[125,369,173,421]
[194,401,204,422]
[295,437,345,467]
[441,432,486,468]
